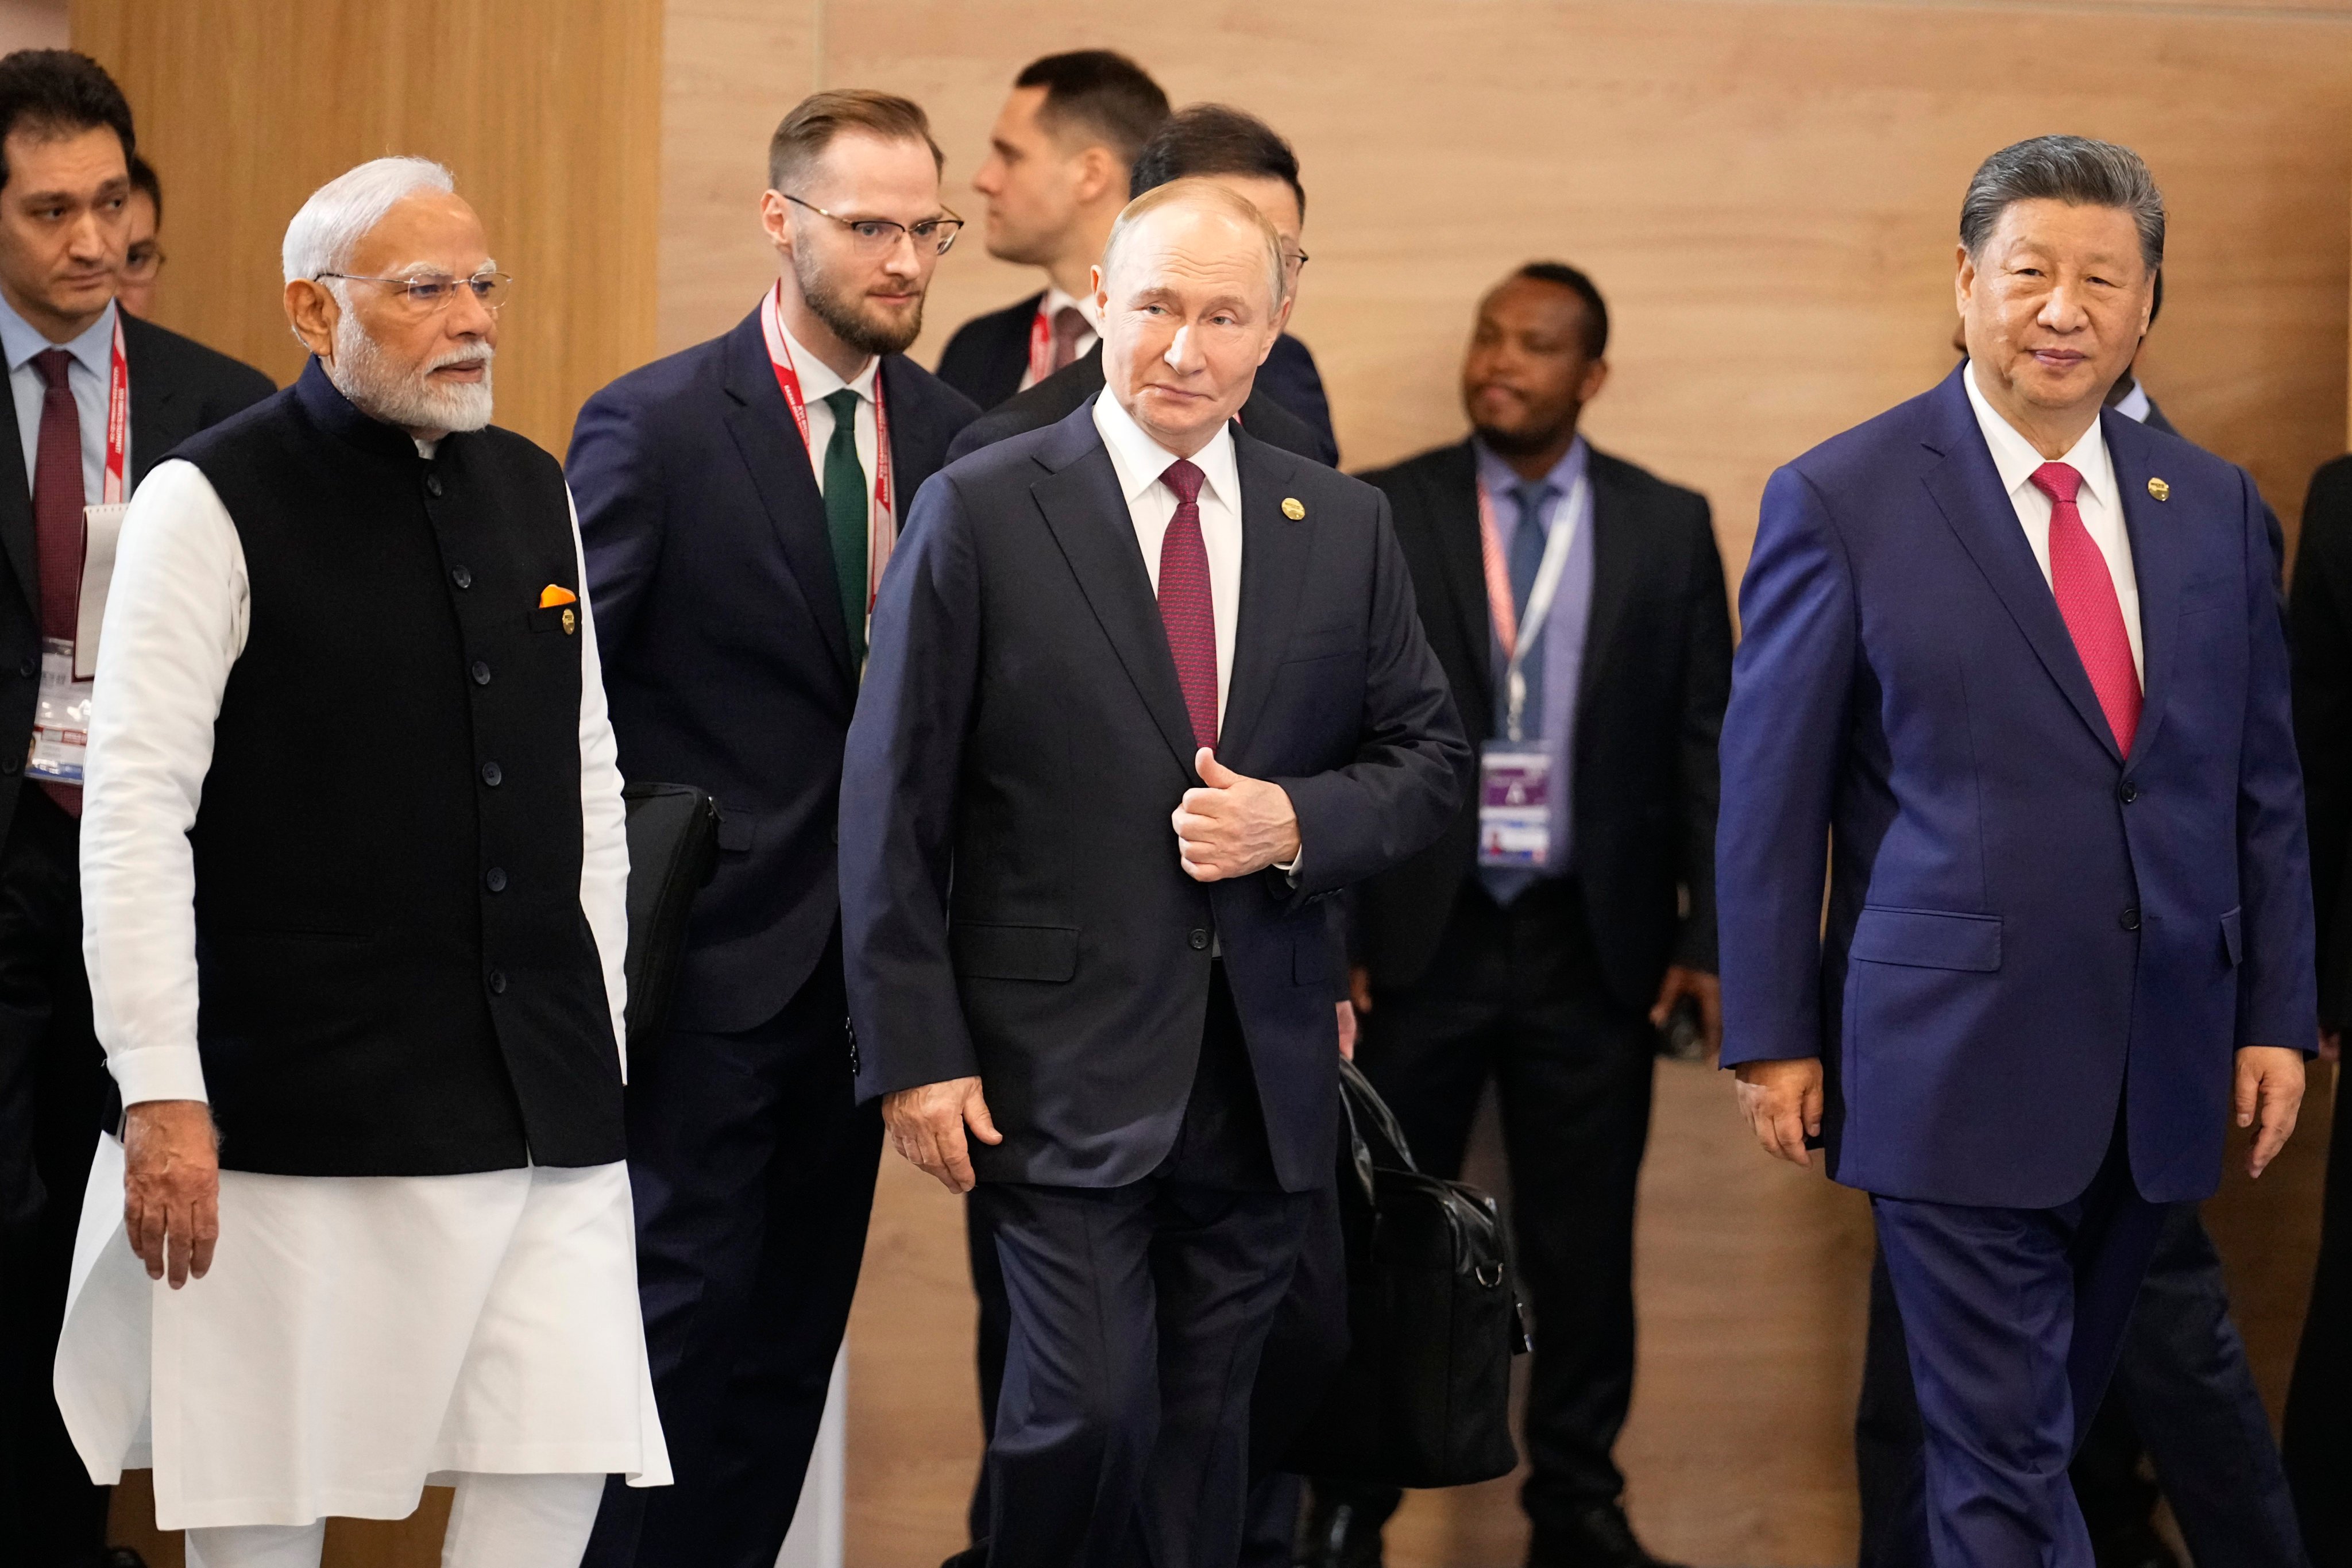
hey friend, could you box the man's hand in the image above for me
[2235,1045,2306,1179]
[1172,748,1300,882]
[1733,1057,1822,1167]
[122,1099,219,1288]
[1336,1000,1356,1061]
[882,1076,1003,1194]
[1649,965,1723,1059]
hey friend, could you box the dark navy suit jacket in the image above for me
[567,306,978,1033]
[1717,365,2314,1208]
[841,399,1466,1192]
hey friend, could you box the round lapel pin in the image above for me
[2147,477,2170,502]
[1281,497,1306,520]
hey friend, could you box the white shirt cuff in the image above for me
[110,1045,210,1107]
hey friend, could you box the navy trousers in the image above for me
[581,931,881,1568]
[1859,1204,2307,1568]
[1871,1127,2170,1568]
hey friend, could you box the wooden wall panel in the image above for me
[72,0,661,458]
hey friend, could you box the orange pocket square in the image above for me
[538,584,579,608]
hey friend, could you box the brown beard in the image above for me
[794,249,924,358]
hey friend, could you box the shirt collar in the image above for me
[2111,378,2153,424]
[779,321,878,405]
[1963,359,2115,511]
[0,293,115,379]
[1470,433,1589,516]
[1091,387,1239,516]
[1040,284,1103,336]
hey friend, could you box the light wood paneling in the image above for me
[72,0,662,458]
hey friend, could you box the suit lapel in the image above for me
[1575,453,1642,714]
[1216,428,1313,773]
[719,311,855,696]
[1427,442,1494,726]
[1918,370,2122,763]
[0,370,31,619]
[2104,410,2181,765]
[1028,403,1200,778]
[122,314,183,485]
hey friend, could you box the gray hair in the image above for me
[1960,135,2164,272]
[281,156,455,284]
[1099,176,1285,312]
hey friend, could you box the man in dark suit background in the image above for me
[0,49,272,1567]
[1303,262,1729,1568]
[948,105,1341,468]
[2288,451,2352,1568]
[935,51,1167,411]
[567,89,976,1568]
[1854,272,2308,1568]
[843,178,1464,1568]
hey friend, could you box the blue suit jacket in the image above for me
[840,400,1465,1192]
[1717,365,2315,1207]
[567,307,978,1033]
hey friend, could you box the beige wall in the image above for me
[661,0,2352,589]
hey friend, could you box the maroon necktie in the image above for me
[2030,460,2141,755]
[1157,459,1218,751]
[1050,306,1088,373]
[30,349,83,816]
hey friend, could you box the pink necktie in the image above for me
[1157,459,1218,751]
[2031,461,2141,755]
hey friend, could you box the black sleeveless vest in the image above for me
[176,360,623,1176]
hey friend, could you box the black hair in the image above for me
[0,50,134,194]
[129,150,160,223]
[1515,261,1609,360]
[1014,51,1169,169]
[1961,134,2163,272]
[1129,104,1304,219]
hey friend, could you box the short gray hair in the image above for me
[1960,135,2164,272]
[1100,176,1285,312]
[281,156,455,284]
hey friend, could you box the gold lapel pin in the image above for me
[562,607,578,635]
[1281,497,1306,520]
[2148,477,2170,503]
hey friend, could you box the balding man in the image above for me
[51,157,667,1568]
[841,179,1465,1567]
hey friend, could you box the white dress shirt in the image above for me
[1020,285,1103,392]
[1963,360,2144,682]
[1092,388,1242,733]
[781,322,880,505]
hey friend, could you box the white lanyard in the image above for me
[1476,475,1586,743]
[758,282,895,618]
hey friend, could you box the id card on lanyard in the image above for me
[29,314,129,786]
[760,281,894,650]
[1474,474,1585,868]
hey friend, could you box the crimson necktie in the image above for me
[1157,459,1218,751]
[30,349,83,816]
[2030,461,2141,755]
[1049,306,1088,373]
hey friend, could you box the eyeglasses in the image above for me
[315,270,513,312]
[781,193,964,256]
[122,244,165,283]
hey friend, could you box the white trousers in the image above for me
[181,1472,606,1568]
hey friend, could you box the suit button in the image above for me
[470,661,491,686]
[425,473,445,499]
[485,867,508,893]
[2121,906,2142,932]
[486,968,507,994]
[451,564,473,590]
[481,761,503,787]
[1188,928,1210,951]
[14,658,30,678]
[2118,781,2139,804]
[1,755,18,776]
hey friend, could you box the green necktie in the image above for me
[820,387,868,664]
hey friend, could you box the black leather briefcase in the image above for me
[620,781,720,1053]
[1284,1059,1530,1488]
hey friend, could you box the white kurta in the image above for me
[53,455,670,1529]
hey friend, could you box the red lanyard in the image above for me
[1474,482,1521,658]
[1026,303,1053,387]
[101,312,127,504]
[759,281,895,612]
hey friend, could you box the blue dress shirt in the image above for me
[0,292,120,508]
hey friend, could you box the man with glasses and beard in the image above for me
[53,155,668,1568]
[566,89,978,1568]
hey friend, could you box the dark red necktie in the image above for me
[1050,306,1088,372]
[2031,460,2141,755]
[31,349,83,816]
[1157,459,1218,751]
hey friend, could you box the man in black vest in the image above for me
[0,49,271,1568]
[935,50,1167,411]
[1308,263,1731,1568]
[568,90,976,1568]
[55,156,667,1568]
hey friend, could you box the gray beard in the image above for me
[327,311,495,435]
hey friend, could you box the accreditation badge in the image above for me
[28,637,89,783]
[1476,743,1551,868]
